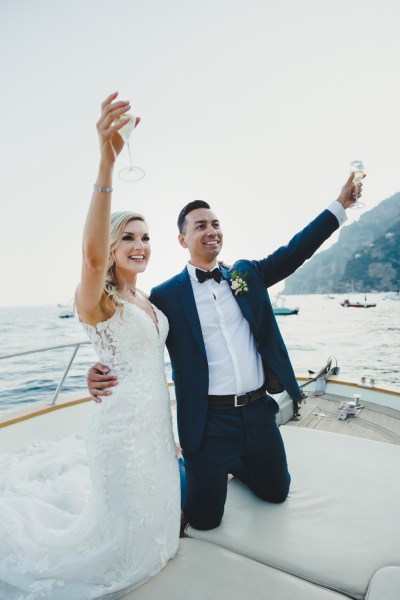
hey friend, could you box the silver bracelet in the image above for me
[93,184,113,193]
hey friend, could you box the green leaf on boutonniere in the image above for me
[230,271,248,295]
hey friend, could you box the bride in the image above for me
[0,93,180,599]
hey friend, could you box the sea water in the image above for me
[0,294,399,414]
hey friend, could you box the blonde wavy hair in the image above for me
[104,211,147,308]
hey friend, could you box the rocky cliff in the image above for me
[282,192,400,294]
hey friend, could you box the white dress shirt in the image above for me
[187,262,264,395]
[187,202,347,395]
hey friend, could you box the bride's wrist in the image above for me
[97,162,114,183]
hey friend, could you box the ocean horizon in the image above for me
[1,293,399,414]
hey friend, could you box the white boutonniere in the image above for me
[230,271,248,295]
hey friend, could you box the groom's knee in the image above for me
[184,494,225,531]
[186,512,223,531]
[256,487,289,504]
[254,473,291,504]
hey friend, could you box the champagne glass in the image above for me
[114,95,145,182]
[350,160,365,209]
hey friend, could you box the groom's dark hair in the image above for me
[177,200,210,233]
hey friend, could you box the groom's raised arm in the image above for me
[256,173,361,289]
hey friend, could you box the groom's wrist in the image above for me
[327,200,347,226]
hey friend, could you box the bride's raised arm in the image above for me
[75,93,133,325]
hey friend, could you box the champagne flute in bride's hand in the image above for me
[350,160,365,209]
[114,94,145,182]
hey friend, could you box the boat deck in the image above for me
[1,386,400,599]
[287,391,400,445]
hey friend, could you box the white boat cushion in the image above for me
[187,427,400,599]
[365,567,400,600]
[127,538,348,600]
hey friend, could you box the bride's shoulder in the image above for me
[78,294,118,327]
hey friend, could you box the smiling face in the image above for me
[113,218,151,279]
[178,207,223,269]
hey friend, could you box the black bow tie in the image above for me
[195,267,222,284]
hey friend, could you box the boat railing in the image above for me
[0,341,91,406]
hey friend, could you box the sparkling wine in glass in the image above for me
[115,101,145,182]
[350,160,365,209]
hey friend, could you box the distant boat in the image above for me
[340,298,376,308]
[272,297,299,315]
[323,295,335,300]
[57,303,75,319]
[273,306,299,315]
[59,311,75,319]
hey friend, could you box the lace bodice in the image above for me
[81,300,168,380]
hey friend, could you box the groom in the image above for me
[88,173,360,530]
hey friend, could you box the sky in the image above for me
[1,0,399,307]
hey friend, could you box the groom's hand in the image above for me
[87,363,118,403]
[337,172,366,209]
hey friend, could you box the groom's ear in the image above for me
[178,233,187,249]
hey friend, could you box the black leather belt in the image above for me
[208,385,266,407]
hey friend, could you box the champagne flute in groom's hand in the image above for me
[350,160,365,209]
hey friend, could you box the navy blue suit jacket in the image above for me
[150,209,339,453]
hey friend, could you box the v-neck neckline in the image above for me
[127,301,160,337]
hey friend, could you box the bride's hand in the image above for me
[96,92,140,166]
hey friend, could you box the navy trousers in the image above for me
[182,395,291,530]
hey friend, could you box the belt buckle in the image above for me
[234,394,247,407]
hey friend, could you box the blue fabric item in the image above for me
[178,457,186,510]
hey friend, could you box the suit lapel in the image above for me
[232,289,257,333]
[175,268,207,359]
[221,266,257,334]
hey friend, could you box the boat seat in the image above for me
[186,427,400,600]
[365,567,400,600]
[125,538,349,599]
[274,390,294,424]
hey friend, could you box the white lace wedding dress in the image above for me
[0,301,180,599]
